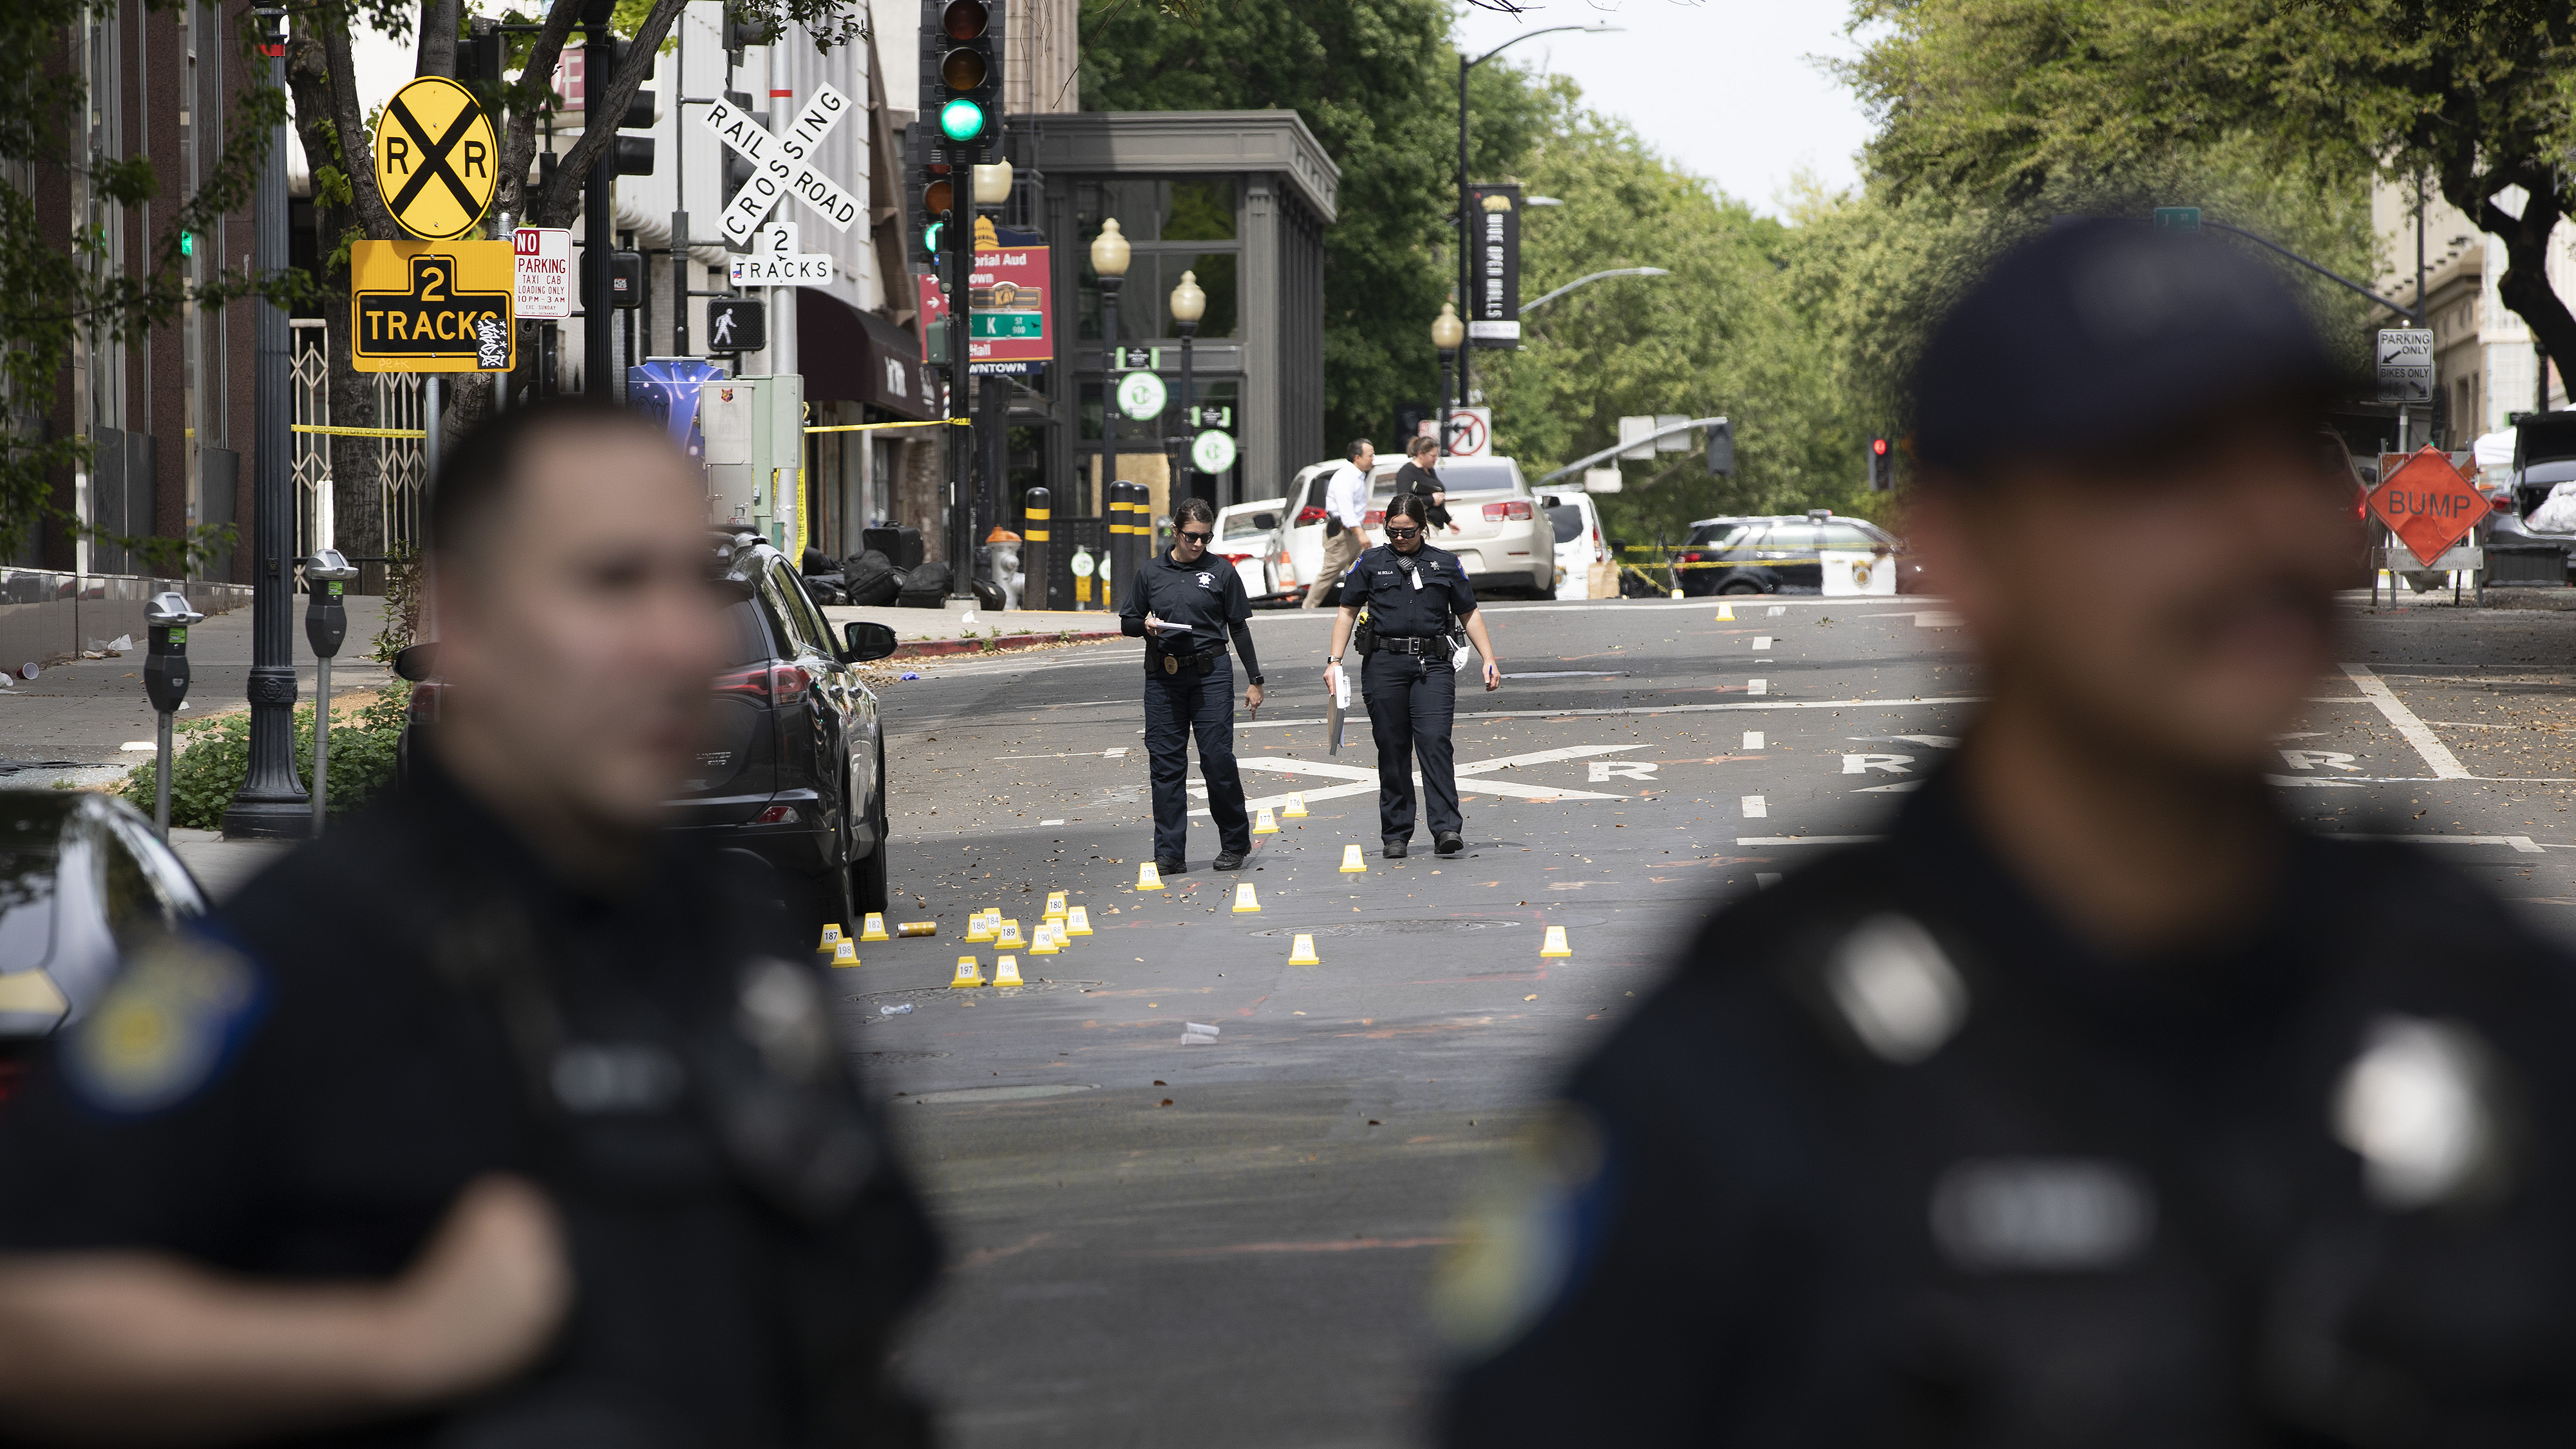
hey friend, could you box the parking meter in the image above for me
[143,591,204,842]
[303,550,360,836]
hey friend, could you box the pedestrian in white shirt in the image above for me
[1303,438,1376,608]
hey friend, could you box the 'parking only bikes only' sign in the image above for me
[2378,328,2434,404]
[2369,446,2486,566]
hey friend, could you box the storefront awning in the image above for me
[797,289,939,421]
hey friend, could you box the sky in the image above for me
[1450,0,1878,218]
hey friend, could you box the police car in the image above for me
[1671,511,1916,595]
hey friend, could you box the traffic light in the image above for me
[1705,419,1735,477]
[922,0,1005,160]
[723,151,756,206]
[1868,435,1895,491]
[459,17,502,88]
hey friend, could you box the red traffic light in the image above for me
[943,1,989,40]
[1871,437,1889,456]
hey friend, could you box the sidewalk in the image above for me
[820,598,1124,653]
[0,594,394,788]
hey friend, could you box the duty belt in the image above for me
[1155,649,1218,677]
[1375,635,1446,656]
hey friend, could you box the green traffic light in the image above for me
[938,97,985,142]
[924,222,942,251]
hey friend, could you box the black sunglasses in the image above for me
[1383,525,1421,538]
[1177,529,1214,543]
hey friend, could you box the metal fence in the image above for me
[290,322,428,571]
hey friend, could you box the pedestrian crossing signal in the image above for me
[705,297,766,354]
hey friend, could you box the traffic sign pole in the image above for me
[582,0,615,401]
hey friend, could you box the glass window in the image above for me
[1688,522,1751,547]
[94,823,164,938]
[1177,253,1238,339]
[768,560,833,658]
[1762,524,1819,551]
[1821,523,1881,550]
[1164,180,1236,241]
[1425,460,1521,493]
[1224,511,1277,540]
[0,844,58,969]
[719,599,773,667]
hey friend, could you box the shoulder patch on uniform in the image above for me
[1824,913,1967,1064]
[1430,1103,1616,1358]
[63,933,264,1115]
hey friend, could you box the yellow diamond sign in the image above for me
[374,77,498,241]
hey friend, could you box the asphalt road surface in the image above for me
[857,589,2576,1448]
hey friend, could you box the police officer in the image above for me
[0,399,935,1448]
[1435,222,2576,1443]
[1325,494,1501,858]
[1122,495,1264,875]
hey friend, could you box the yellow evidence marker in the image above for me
[1540,925,1573,958]
[1253,807,1279,835]
[1287,933,1321,965]
[860,913,890,942]
[828,939,860,968]
[1065,906,1094,936]
[1233,883,1261,913]
[1028,923,1061,955]
[1045,890,1068,921]
[1716,603,1735,621]
[1138,861,1164,891]
[949,956,985,988]
[1340,844,1368,873]
[967,911,996,943]
[817,923,844,952]
[1282,794,1308,819]
[994,956,1025,987]
[996,919,1025,949]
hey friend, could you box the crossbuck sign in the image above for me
[699,86,859,245]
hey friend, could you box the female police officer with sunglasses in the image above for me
[1122,495,1265,875]
[1324,493,1502,858]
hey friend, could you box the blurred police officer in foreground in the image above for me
[1437,220,2576,1443]
[1123,495,1264,874]
[1327,495,1500,858]
[0,399,935,1447]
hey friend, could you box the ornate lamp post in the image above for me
[1090,218,1130,515]
[1432,301,1466,459]
[1169,269,1206,505]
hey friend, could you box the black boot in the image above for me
[1435,831,1464,856]
[1383,840,1408,859]
[1213,849,1247,871]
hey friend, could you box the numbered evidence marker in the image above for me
[728,221,838,289]
[697,84,860,245]
[350,240,515,374]
[374,77,499,242]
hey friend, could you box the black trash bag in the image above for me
[896,560,951,607]
[843,550,902,607]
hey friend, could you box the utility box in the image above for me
[702,374,806,554]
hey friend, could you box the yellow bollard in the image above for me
[1287,933,1321,965]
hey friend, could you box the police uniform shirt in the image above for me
[1437,766,2576,1444]
[1343,542,1478,638]
[1121,549,1264,681]
[0,752,936,1449]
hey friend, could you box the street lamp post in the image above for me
[972,159,1014,555]
[223,4,310,838]
[1457,24,1616,412]
[1090,218,1130,516]
[1170,269,1205,506]
[1432,302,1465,458]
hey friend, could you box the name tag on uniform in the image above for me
[1410,567,1425,591]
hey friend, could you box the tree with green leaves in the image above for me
[1078,0,1551,446]
[1840,0,2568,361]
[0,0,293,570]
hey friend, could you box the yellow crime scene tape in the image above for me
[804,419,972,434]
[292,424,428,439]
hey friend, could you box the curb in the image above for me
[887,629,1122,661]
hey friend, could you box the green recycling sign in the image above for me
[1191,430,1236,473]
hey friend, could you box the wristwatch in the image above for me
[1250,674,1265,686]
[1327,655,1342,663]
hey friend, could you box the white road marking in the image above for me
[1741,795,1768,818]
[1748,679,1768,696]
[1106,747,1130,757]
[2277,750,2360,772]
[1188,744,1640,815]
[1851,781,1920,793]
[2338,663,2471,779]
[1589,760,1658,782]
[1743,730,1765,750]
[1502,670,1630,679]
[119,741,154,751]
[1226,695,1985,732]
[2351,833,2544,854]
[1766,605,1786,616]
[1752,636,1774,650]
[1842,753,1913,775]
[1040,819,1065,826]
[2264,775,2371,788]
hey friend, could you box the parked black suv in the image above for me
[400,532,900,929]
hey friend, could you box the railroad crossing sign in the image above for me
[728,222,838,287]
[698,86,859,245]
[2369,445,2488,566]
[349,240,515,372]
[374,77,498,241]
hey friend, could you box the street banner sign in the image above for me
[705,296,768,354]
[375,77,498,241]
[350,240,514,372]
[730,222,838,287]
[699,87,858,245]
[1466,184,1522,346]
[1191,430,1236,474]
[1443,405,1493,458]
[2369,445,2488,566]
[967,246,1051,372]
[512,226,571,319]
[1117,370,1168,421]
[2378,328,2435,403]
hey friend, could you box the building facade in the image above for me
[2372,178,2576,450]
